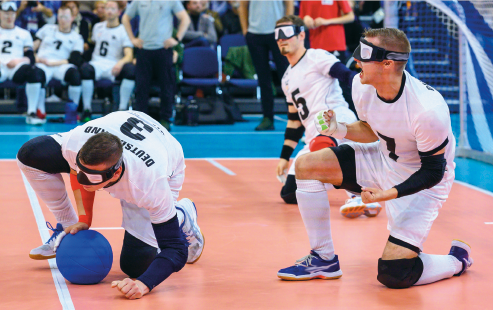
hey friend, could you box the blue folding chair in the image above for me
[217,34,260,100]
[179,46,221,91]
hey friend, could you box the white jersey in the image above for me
[35,25,84,61]
[352,70,455,186]
[282,49,349,144]
[91,22,133,65]
[58,111,184,224]
[0,26,33,63]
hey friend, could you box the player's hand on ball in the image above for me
[64,222,89,235]
[314,110,338,136]
[112,278,150,300]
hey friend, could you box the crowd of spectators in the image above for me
[0,0,382,130]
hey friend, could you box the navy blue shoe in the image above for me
[448,240,473,276]
[278,251,343,281]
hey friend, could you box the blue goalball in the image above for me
[56,230,113,285]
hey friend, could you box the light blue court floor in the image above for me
[0,114,492,193]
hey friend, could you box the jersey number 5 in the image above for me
[120,117,154,141]
[377,131,399,161]
[291,89,309,120]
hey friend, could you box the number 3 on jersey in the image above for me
[291,89,309,120]
[120,117,153,141]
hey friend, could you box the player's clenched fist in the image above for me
[111,278,149,300]
[314,110,347,139]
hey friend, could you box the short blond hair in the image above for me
[363,28,411,54]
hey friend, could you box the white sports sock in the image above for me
[17,160,78,228]
[414,253,463,285]
[68,85,82,105]
[119,79,135,110]
[26,83,41,114]
[37,88,46,114]
[296,179,335,261]
[81,80,94,111]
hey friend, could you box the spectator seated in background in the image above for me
[0,2,36,89]
[63,1,89,53]
[93,0,106,23]
[183,0,217,49]
[79,0,135,122]
[201,0,223,37]
[15,1,61,37]
[24,5,83,125]
[221,1,241,35]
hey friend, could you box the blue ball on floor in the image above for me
[56,230,113,284]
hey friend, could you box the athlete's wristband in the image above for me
[280,145,295,161]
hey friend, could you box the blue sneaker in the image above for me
[277,251,343,281]
[29,222,64,260]
[176,198,204,264]
[449,239,473,276]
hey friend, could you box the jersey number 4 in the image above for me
[291,89,309,120]
[120,117,154,141]
[377,131,399,161]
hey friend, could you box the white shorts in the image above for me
[0,61,29,83]
[120,157,185,248]
[90,60,117,82]
[345,141,454,249]
[36,63,76,84]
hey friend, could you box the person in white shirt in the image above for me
[25,5,84,125]
[0,2,35,87]
[17,110,205,299]
[277,28,472,289]
[275,15,381,218]
[79,1,136,122]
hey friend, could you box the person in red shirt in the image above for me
[299,0,354,64]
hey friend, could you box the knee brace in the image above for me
[79,62,95,80]
[17,136,71,174]
[280,174,298,204]
[12,64,31,84]
[64,67,81,86]
[120,231,158,278]
[377,257,424,289]
[26,66,46,85]
[117,62,136,81]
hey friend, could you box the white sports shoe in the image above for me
[176,198,204,264]
[340,196,382,219]
[29,222,64,260]
[26,112,46,125]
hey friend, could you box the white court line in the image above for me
[20,172,75,310]
[485,222,493,225]
[274,115,288,123]
[454,180,493,198]
[206,159,236,175]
